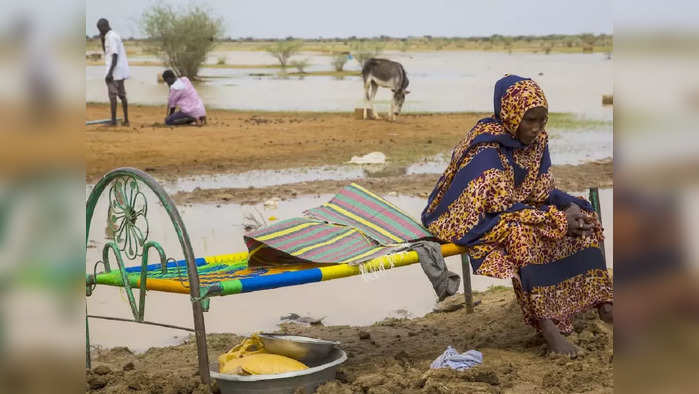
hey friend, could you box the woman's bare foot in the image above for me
[598,302,613,323]
[539,319,578,357]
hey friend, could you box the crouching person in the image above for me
[162,70,207,126]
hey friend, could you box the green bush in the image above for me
[141,4,224,79]
[290,59,309,73]
[266,41,303,67]
[331,53,348,71]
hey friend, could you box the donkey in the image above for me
[362,58,410,121]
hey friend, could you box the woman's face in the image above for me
[516,106,548,145]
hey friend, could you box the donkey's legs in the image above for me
[369,81,380,119]
[363,79,371,120]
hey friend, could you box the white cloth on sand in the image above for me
[430,346,483,371]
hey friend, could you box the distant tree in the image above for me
[141,4,223,79]
[580,33,597,46]
[266,40,303,67]
[331,53,349,71]
[290,59,309,73]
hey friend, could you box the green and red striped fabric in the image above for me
[244,183,432,266]
[305,183,432,244]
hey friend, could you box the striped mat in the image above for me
[245,183,432,266]
[305,183,432,244]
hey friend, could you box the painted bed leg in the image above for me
[461,254,474,314]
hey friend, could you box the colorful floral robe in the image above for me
[421,76,613,332]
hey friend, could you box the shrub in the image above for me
[290,59,309,73]
[141,4,224,79]
[331,53,348,71]
[265,40,303,67]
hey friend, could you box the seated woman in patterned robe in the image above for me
[421,75,613,356]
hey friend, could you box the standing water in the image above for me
[86,51,612,119]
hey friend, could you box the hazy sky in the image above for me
[86,0,614,39]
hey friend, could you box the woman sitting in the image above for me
[421,75,613,356]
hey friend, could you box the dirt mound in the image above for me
[88,287,612,393]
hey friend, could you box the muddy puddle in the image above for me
[86,188,612,352]
[158,165,366,194]
[86,50,612,118]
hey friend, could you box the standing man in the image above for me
[97,18,129,126]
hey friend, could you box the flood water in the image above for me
[86,187,612,352]
[86,50,612,119]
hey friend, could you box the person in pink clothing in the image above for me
[162,70,207,126]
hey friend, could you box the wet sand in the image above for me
[87,287,613,393]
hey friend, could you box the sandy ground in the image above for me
[86,104,488,182]
[87,287,613,393]
[86,104,612,205]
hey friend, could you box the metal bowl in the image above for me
[258,333,339,365]
[211,348,347,394]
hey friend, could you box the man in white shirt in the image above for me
[97,18,129,126]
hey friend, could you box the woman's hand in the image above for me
[565,204,593,237]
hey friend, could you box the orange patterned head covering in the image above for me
[494,75,548,135]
